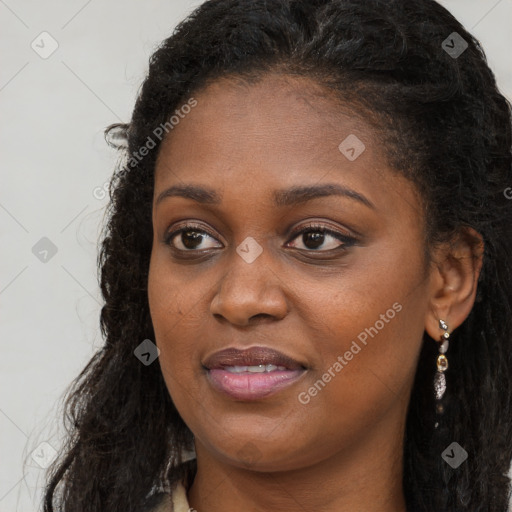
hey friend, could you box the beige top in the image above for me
[147,480,191,512]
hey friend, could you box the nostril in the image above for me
[250,313,272,322]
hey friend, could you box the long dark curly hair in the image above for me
[42,0,512,510]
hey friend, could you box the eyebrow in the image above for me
[155,183,375,210]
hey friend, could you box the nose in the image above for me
[209,245,289,327]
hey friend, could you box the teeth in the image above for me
[224,364,287,373]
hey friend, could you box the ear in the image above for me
[424,227,484,340]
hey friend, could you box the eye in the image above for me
[164,223,222,251]
[164,221,357,253]
[286,223,357,252]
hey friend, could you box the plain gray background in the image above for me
[1,1,511,510]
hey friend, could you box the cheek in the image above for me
[294,300,424,453]
[147,248,212,337]
[297,242,427,422]
[147,251,215,403]
[147,259,188,374]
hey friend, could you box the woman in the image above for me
[43,0,512,511]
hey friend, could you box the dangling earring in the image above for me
[434,319,450,428]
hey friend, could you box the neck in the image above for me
[187,413,407,512]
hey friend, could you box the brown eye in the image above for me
[165,224,222,251]
[287,225,357,252]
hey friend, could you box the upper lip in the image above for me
[203,346,306,370]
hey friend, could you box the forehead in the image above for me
[153,72,419,216]
[158,73,377,164]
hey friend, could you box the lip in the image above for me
[202,346,308,401]
[203,346,306,370]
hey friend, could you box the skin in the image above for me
[147,73,483,512]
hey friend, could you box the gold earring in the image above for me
[434,319,450,426]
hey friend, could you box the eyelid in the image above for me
[164,221,221,245]
[288,221,354,240]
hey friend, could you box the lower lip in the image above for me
[206,368,306,400]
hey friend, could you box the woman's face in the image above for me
[148,73,433,471]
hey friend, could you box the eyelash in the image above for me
[164,221,357,254]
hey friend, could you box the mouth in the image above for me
[202,346,308,400]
